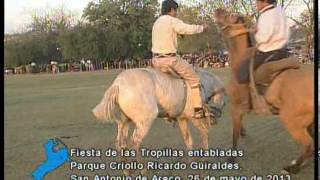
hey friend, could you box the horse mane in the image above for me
[195,68,225,100]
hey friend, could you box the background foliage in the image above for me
[4,0,314,67]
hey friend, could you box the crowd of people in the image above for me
[4,51,313,75]
[4,53,231,75]
[182,53,230,68]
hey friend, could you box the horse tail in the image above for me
[105,83,120,121]
[92,82,120,123]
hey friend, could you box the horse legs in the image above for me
[120,116,154,176]
[229,106,245,163]
[231,106,245,150]
[178,118,193,150]
[130,127,149,158]
[190,118,209,149]
[280,113,314,174]
[128,111,157,161]
[240,124,246,136]
[115,118,130,152]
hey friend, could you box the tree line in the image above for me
[4,0,314,68]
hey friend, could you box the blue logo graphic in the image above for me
[31,139,70,180]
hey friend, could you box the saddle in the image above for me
[253,57,300,95]
[150,67,219,125]
[248,57,300,115]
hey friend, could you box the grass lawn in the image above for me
[4,67,314,179]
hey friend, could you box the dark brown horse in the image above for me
[213,9,314,174]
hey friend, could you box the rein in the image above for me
[220,22,273,115]
[221,23,249,38]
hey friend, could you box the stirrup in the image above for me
[252,96,272,115]
[193,108,205,119]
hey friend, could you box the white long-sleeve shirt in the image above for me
[152,15,204,54]
[255,5,290,52]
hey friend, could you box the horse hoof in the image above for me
[141,168,148,176]
[123,169,131,176]
[209,118,217,126]
[227,156,236,163]
[240,129,246,137]
[280,169,290,175]
[282,164,300,174]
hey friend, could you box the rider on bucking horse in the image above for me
[237,0,300,113]
[151,0,209,119]
[238,0,292,84]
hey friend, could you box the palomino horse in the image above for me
[92,67,225,157]
[213,9,314,174]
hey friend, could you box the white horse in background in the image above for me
[92,68,225,156]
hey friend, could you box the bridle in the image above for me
[219,21,255,49]
[220,23,249,39]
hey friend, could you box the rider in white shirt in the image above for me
[152,0,208,118]
[237,0,290,83]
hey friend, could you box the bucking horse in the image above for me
[92,66,226,173]
[213,9,314,174]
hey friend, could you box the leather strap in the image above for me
[153,53,176,58]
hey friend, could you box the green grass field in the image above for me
[4,68,314,180]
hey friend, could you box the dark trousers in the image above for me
[237,48,289,84]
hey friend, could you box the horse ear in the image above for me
[214,8,229,20]
[215,8,227,15]
[242,15,253,24]
[237,16,245,23]
[228,14,239,24]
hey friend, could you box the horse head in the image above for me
[213,8,252,29]
[213,8,255,68]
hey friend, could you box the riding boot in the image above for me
[191,86,205,119]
